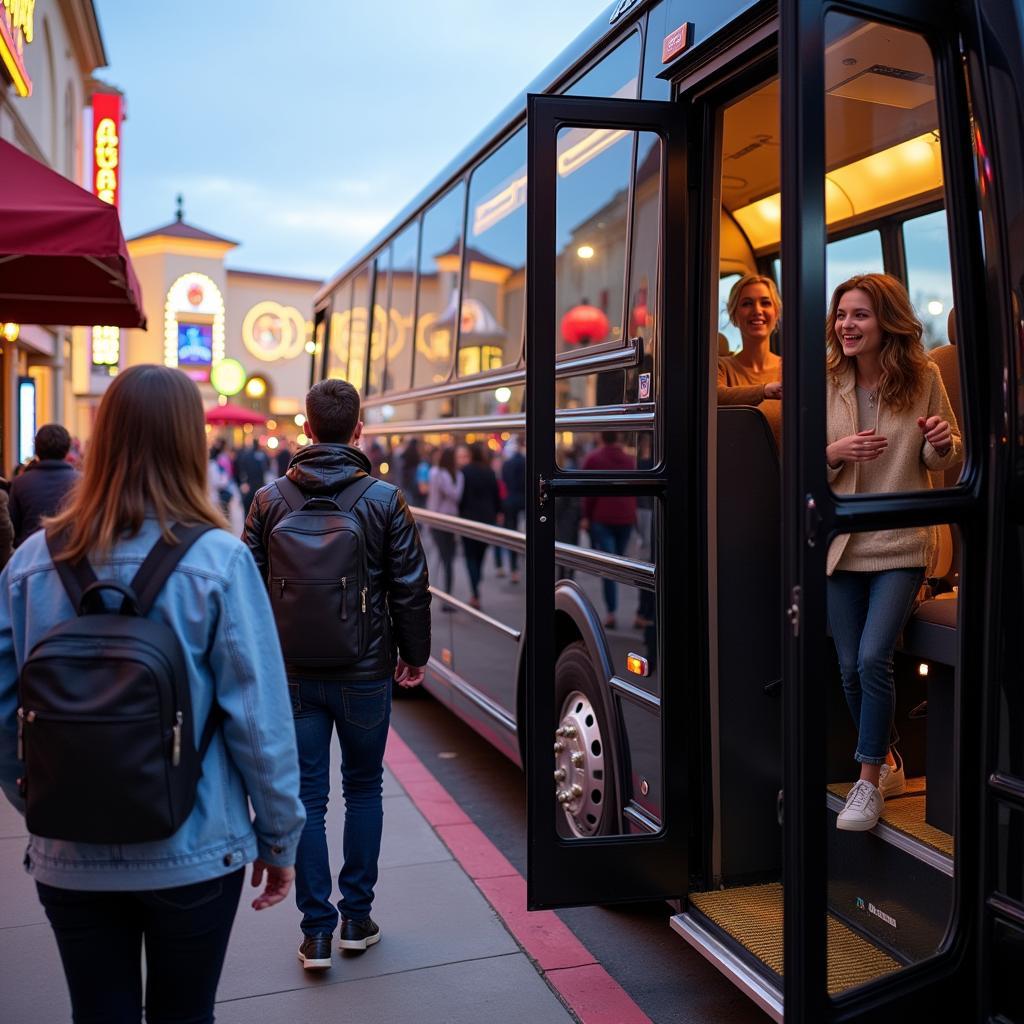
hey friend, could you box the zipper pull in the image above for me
[16,707,24,761]
[172,711,183,767]
[361,586,367,613]
[341,577,348,621]
[278,578,286,599]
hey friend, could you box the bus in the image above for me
[311,1,1024,1020]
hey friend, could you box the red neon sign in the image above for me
[92,92,122,209]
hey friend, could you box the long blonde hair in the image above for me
[826,273,930,412]
[45,365,227,562]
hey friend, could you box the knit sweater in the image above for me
[717,355,783,446]
[826,361,962,575]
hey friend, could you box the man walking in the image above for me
[243,379,430,970]
[234,437,269,516]
[9,424,80,547]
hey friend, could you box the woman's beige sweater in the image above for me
[826,361,962,575]
[716,355,781,405]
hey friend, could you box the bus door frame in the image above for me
[781,0,992,1019]
[525,93,694,908]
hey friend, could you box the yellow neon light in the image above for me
[91,325,120,366]
[0,0,34,97]
[473,173,527,236]
[163,272,225,370]
[733,132,943,251]
[94,118,119,205]
[241,300,307,362]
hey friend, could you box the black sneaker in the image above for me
[297,934,332,970]
[338,916,381,951]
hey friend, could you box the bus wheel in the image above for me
[553,641,619,837]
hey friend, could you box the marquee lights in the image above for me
[91,325,120,367]
[0,0,34,98]
[164,273,225,371]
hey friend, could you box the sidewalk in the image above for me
[0,731,575,1024]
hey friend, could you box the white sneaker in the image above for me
[878,752,906,798]
[837,779,884,831]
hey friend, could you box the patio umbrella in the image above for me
[205,403,267,426]
[0,139,146,328]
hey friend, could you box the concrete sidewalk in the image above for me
[0,742,575,1024]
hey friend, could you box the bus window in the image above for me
[904,209,955,349]
[826,230,883,306]
[717,273,742,354]
[386,221,419,394]
[366,250,390,397]
[414,182,467,390]
[348,266,371,392]
[566,33,640,100]
[625,132,660,401]
[462,129,526,375]
[325,279,352,380]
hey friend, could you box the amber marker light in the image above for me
[627,653,649,677]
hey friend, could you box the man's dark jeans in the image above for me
[289,676,392,936]
[36,869,244,1024]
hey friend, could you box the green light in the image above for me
[210,358,246,396]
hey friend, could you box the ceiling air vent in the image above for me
[829,64,934,109]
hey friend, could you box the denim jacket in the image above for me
[0,519,306,890]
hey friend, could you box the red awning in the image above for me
[0,140,146,328]
[205,403,268,426]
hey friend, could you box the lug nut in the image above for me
[570,751,584,767]
[557,790,571,804]
[553,768,566,782]
[563,725,577,738]
[553,741,564,754]
[570,784,583,798]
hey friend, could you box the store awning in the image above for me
[205,403,268,427]
[0,139,146,328]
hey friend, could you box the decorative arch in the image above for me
[163,273,226,374]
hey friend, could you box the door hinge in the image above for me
[787,585,801,637]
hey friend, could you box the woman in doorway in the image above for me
[0,365,305,1022]
[718,274,783,406]
[825,273,961,831]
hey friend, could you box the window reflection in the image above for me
[366,250,390,396]
[386,222,419,394]
[326,280,352,380]
[904,210,954,350]
[348,267,370,391]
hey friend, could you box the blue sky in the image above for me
[94,0,610,281]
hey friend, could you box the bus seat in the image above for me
[928,523,954,581]
[930,343,962,490]
[718,331,731,355]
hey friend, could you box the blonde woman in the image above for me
[717,274,783,405]
[825,274,961,831]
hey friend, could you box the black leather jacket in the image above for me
[242,443,431,680]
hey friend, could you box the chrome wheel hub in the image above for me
[552,689,606,837]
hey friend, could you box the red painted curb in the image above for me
[384,727,653,1024]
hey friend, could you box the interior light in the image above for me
[927,300,944,316]
[918,662,929,677]
[494,386,513,403]
[576,244,595,260]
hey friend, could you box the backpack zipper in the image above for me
[341,577,348,620]
[172,711,183,767]
[361,586,367,613]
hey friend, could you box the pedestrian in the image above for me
[426,445,464,603]
[208,438,234,519]
[8,424,80,547]
[0,364,305,1024]
[580,432,637,629]
[243,377,431,970]
[0,478,13,570]
[234,437,269,516]
[275,438,293,477]
[500,436,526,583]
[824,273,961,831]
[458,441,502,610]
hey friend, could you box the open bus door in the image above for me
[780,0,997,1019]
[524,94,693,908]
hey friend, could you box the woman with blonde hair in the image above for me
[824,273,961,831]
[717,273,783,405]
[0,364,305,1022]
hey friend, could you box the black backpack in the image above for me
[17,524,219,844]
[268,474,376,668]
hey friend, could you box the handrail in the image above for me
[429,586,522,641]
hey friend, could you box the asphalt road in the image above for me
[391,689,771,1024]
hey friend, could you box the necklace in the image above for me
[857,384,878,406]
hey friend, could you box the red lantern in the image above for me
[560,304,610,346]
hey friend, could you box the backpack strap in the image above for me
[130,523,217,616]
[46,530,98,614]
[274,476,306,513]
[335,474,376,513]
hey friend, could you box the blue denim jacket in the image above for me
[0,519,306,890]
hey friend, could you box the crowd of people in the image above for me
[0,269,960,1020]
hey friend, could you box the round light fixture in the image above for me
[245,376,267,399]
[294,413,306,427]
[927,300,944,316]
[494,386,513,403]
[2,322,20,343]
[576,245,595,260]
[210,358,247,397]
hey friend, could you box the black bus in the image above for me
[313,1,1024,1019]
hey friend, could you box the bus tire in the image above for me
[553,641,621,837]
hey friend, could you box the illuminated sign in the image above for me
[91,325,120,367]
[0,0,34,98]
[92,93,122,208]
[177,321,214,382]
[17,376,35,466]
[164,272,226,373]
[241,301,308,361]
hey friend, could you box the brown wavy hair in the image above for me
[826,273,930,411]
[726,274,782,327]
[45,364,227,562]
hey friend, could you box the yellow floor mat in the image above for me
[827,777,954,858]
[690,883,901,995]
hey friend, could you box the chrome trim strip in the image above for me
[609,674,661,711]
[429,586,521,641]
[824,792,954,877]
[670,912,784,1023]
[426,655,518,735]
[414,508,524,550]
[623,802,661,833]
[359,340,641,411]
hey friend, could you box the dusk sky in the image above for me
[93,0,610,282]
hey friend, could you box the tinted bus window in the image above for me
[326,280,352,380]
[366,250,389,397]
[387,222,419,393]
[462,128,527,375]
[904,209,955,349]
[567,33,640,99]
[348,267,371,392]
[826,230,883,306]
[414,182,467,389]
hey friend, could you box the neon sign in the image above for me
[0,0,34,98]
[92,93,122,209]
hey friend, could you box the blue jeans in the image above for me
[590,522,633,614]
[36,870,243,1024]
[289,676,392,935]
[827,568,923,765]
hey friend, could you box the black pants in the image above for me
[36,869,244,1024]
[433,528,456,593]
[463,538,488,598]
